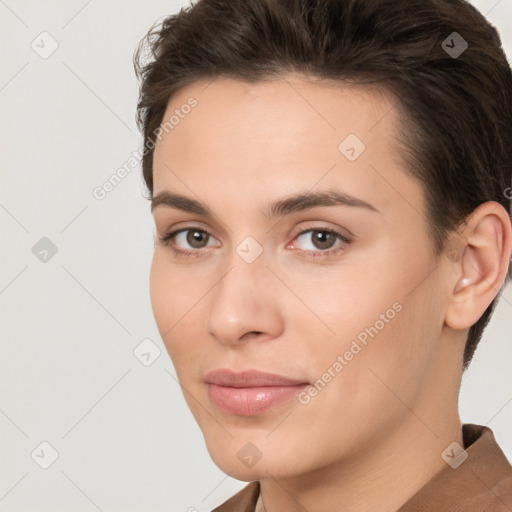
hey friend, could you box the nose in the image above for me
[207,255,284,346]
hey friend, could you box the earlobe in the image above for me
[445,201,512,330]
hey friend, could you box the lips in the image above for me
[205,369,310,416]
[205,369,309,387]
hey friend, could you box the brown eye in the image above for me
[311,230,337,250]
[290,227,351,257]
[158,227,220,254]
[186,229,209,248]
[295,229,344,251]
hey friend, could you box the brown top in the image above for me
[212,424,512,511]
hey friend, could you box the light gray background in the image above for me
[0,1,511,510]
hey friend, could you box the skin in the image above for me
[149,73,512,512]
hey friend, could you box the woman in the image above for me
[134,0,512,509]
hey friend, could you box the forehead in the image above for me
[152,74,423,220]
[155,73,397,156]
[159,73,397,149]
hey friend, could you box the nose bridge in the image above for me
[207,242,282,344]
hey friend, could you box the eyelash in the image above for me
[157,226,352,259]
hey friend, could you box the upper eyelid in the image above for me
[162,226,220,245]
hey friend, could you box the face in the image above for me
[150,74,452,480]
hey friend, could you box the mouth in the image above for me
[204,369,310,416]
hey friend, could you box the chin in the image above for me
[204,435,313,481]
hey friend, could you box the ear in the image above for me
[445,201,512,330]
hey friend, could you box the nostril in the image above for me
[242,331,262,340]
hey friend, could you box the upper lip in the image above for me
[204,369,309,388]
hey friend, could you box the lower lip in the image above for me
[207,383,309,416]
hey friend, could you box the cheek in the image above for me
[149,252,209,371]
[149,253,187,359]
[282,253,439,385]
[149,253,171,336]
[149,252,200,324]
[280,263,401,346]
[303,272,442,419]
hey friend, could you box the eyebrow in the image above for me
[151,189,379,217]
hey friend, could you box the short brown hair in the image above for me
[134,0,512,369]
